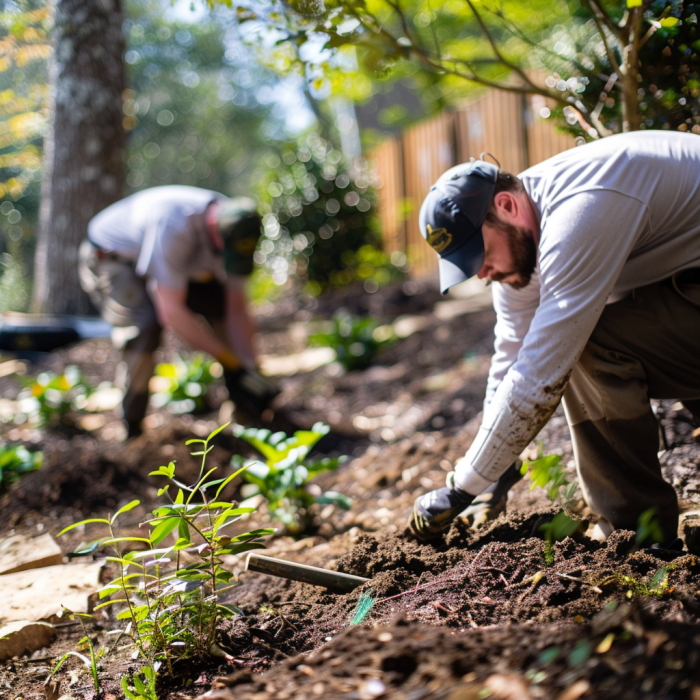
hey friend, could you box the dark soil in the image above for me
[2,280,700,700]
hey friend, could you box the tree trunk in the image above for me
[32,0,125,315]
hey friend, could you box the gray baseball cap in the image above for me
[419,160,498,294]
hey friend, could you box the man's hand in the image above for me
[407,481,475,542]
[458,460,523,529]
[224,366,280,417]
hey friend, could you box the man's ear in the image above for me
[493,191,517,219]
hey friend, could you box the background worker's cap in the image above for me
[419,160,499,294]
[217,196,262,276]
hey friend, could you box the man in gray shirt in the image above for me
[79,185,278,438]
[409,131,700,545]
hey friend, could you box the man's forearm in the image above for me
[162,301,232,362]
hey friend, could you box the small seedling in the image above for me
[150,354,221,414]
[56,423,273,689]
[308,311,394,372]
[233,422,351,535]
[0,443,42,492]
[48,607,107,693]
[17,366,93,426]
[521,447,582,561]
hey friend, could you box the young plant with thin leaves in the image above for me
[56,423,273,691]
[233,422,351,535]
[48,606,108,693]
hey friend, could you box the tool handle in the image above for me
[245,553,369,593]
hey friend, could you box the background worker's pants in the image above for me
[79,241,226,431]
[562,270,700,544]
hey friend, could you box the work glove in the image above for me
[407,482,475,542]
[457,459,523,529]
[224,366,280,417]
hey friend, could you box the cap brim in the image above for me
[437,234,485,294]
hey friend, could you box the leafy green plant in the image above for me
[48,607,107,693]
[521,447,581,560]
[233,422,351,535]
[0,443,42,492]
[520,450,577,504]
[308,311,395,372]
[150,354,221,415]
[17,366,93,426]
[122,666,157,700]
[56,423,273,691]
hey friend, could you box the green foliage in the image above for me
[308,310,395,371]
[233,422,350,534]
[49,607,108,693]
[0,3,50,309]
[150,354,220,414]
[16,366,94,427]
[56,424,273,686]
[218,0,700,140]
[635,506,665,546]
[0,442,42,492]
[521,449,578,506]
[258,133,401,291]
[521,448,581,559]
[122,666,157,700]
[124,0,288,195]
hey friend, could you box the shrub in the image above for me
[56,423,273,689]
[17,366,93,426]
[308,310,395,372]
[233,422,351,535]
[150,354,221,414]
[0,443,42,493]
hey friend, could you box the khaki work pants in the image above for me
[78,241,226,430]
[562,270,700,544]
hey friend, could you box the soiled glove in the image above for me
[457,460,523,529]
[224,367,280,415]
[407,484,475,542]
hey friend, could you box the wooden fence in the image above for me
[370,89,575,278]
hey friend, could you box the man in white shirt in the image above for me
[79,186,278,437]
[408,131,700,545]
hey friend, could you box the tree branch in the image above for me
[462,0,541,94]
[586,0,623,39]
[584,0,622,75]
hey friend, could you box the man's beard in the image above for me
[491,220,538,290]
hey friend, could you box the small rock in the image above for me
[0,621,56,661]
[0,561,103,623]
[0,533,63,576]
[358,679,386,700]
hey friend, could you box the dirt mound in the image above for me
[210,519,700,699]
[209,604,700,700]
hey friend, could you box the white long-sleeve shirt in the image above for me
[455,130,700,495]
